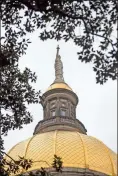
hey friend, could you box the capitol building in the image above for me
[7,46,117,176]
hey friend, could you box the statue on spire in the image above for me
[54,45,64,83]
[56,45,60,58]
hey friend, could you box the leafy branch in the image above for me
[0,153,63,176]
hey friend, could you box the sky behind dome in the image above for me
[3,30,117,153]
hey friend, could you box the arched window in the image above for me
[52,111,55,117]
[60,109,66,116]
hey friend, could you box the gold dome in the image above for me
[7,130,117,175]
[46,82,72,92]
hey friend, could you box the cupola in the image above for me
[34,46,87,135]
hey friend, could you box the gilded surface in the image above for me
[7,130,117,175]
[47,83,72,91]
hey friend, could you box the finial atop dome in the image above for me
[56,45,60,57]
[54,45,64,83]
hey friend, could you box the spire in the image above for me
[56,45,60,58]
[54,45,64,83]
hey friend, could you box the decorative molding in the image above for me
[26,167,108,176]
[33,116,87,135]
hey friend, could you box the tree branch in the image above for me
[1,150,16,163]
[19,0,39,11]
[19,0,82,19]
[90,32,115,50]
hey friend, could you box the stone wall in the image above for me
[34,116,87,135]
[26,167,107,176]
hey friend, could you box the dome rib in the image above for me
[24,135,35,159]
[21,135,35,173]
[7,131,117,175]
[76,132,88,169]
[53,130,58,155]
[7,143,20,157]
[98,140,116,176]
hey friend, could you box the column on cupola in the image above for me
[46,101,49,119]
[55,97,59,116]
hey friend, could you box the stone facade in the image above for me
[46,168,108,176]
[25,167,108,176]
[42,89,78,120]
[34,116,87,134]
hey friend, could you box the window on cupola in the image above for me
[52,111,55,117]
[60,109,66,116]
